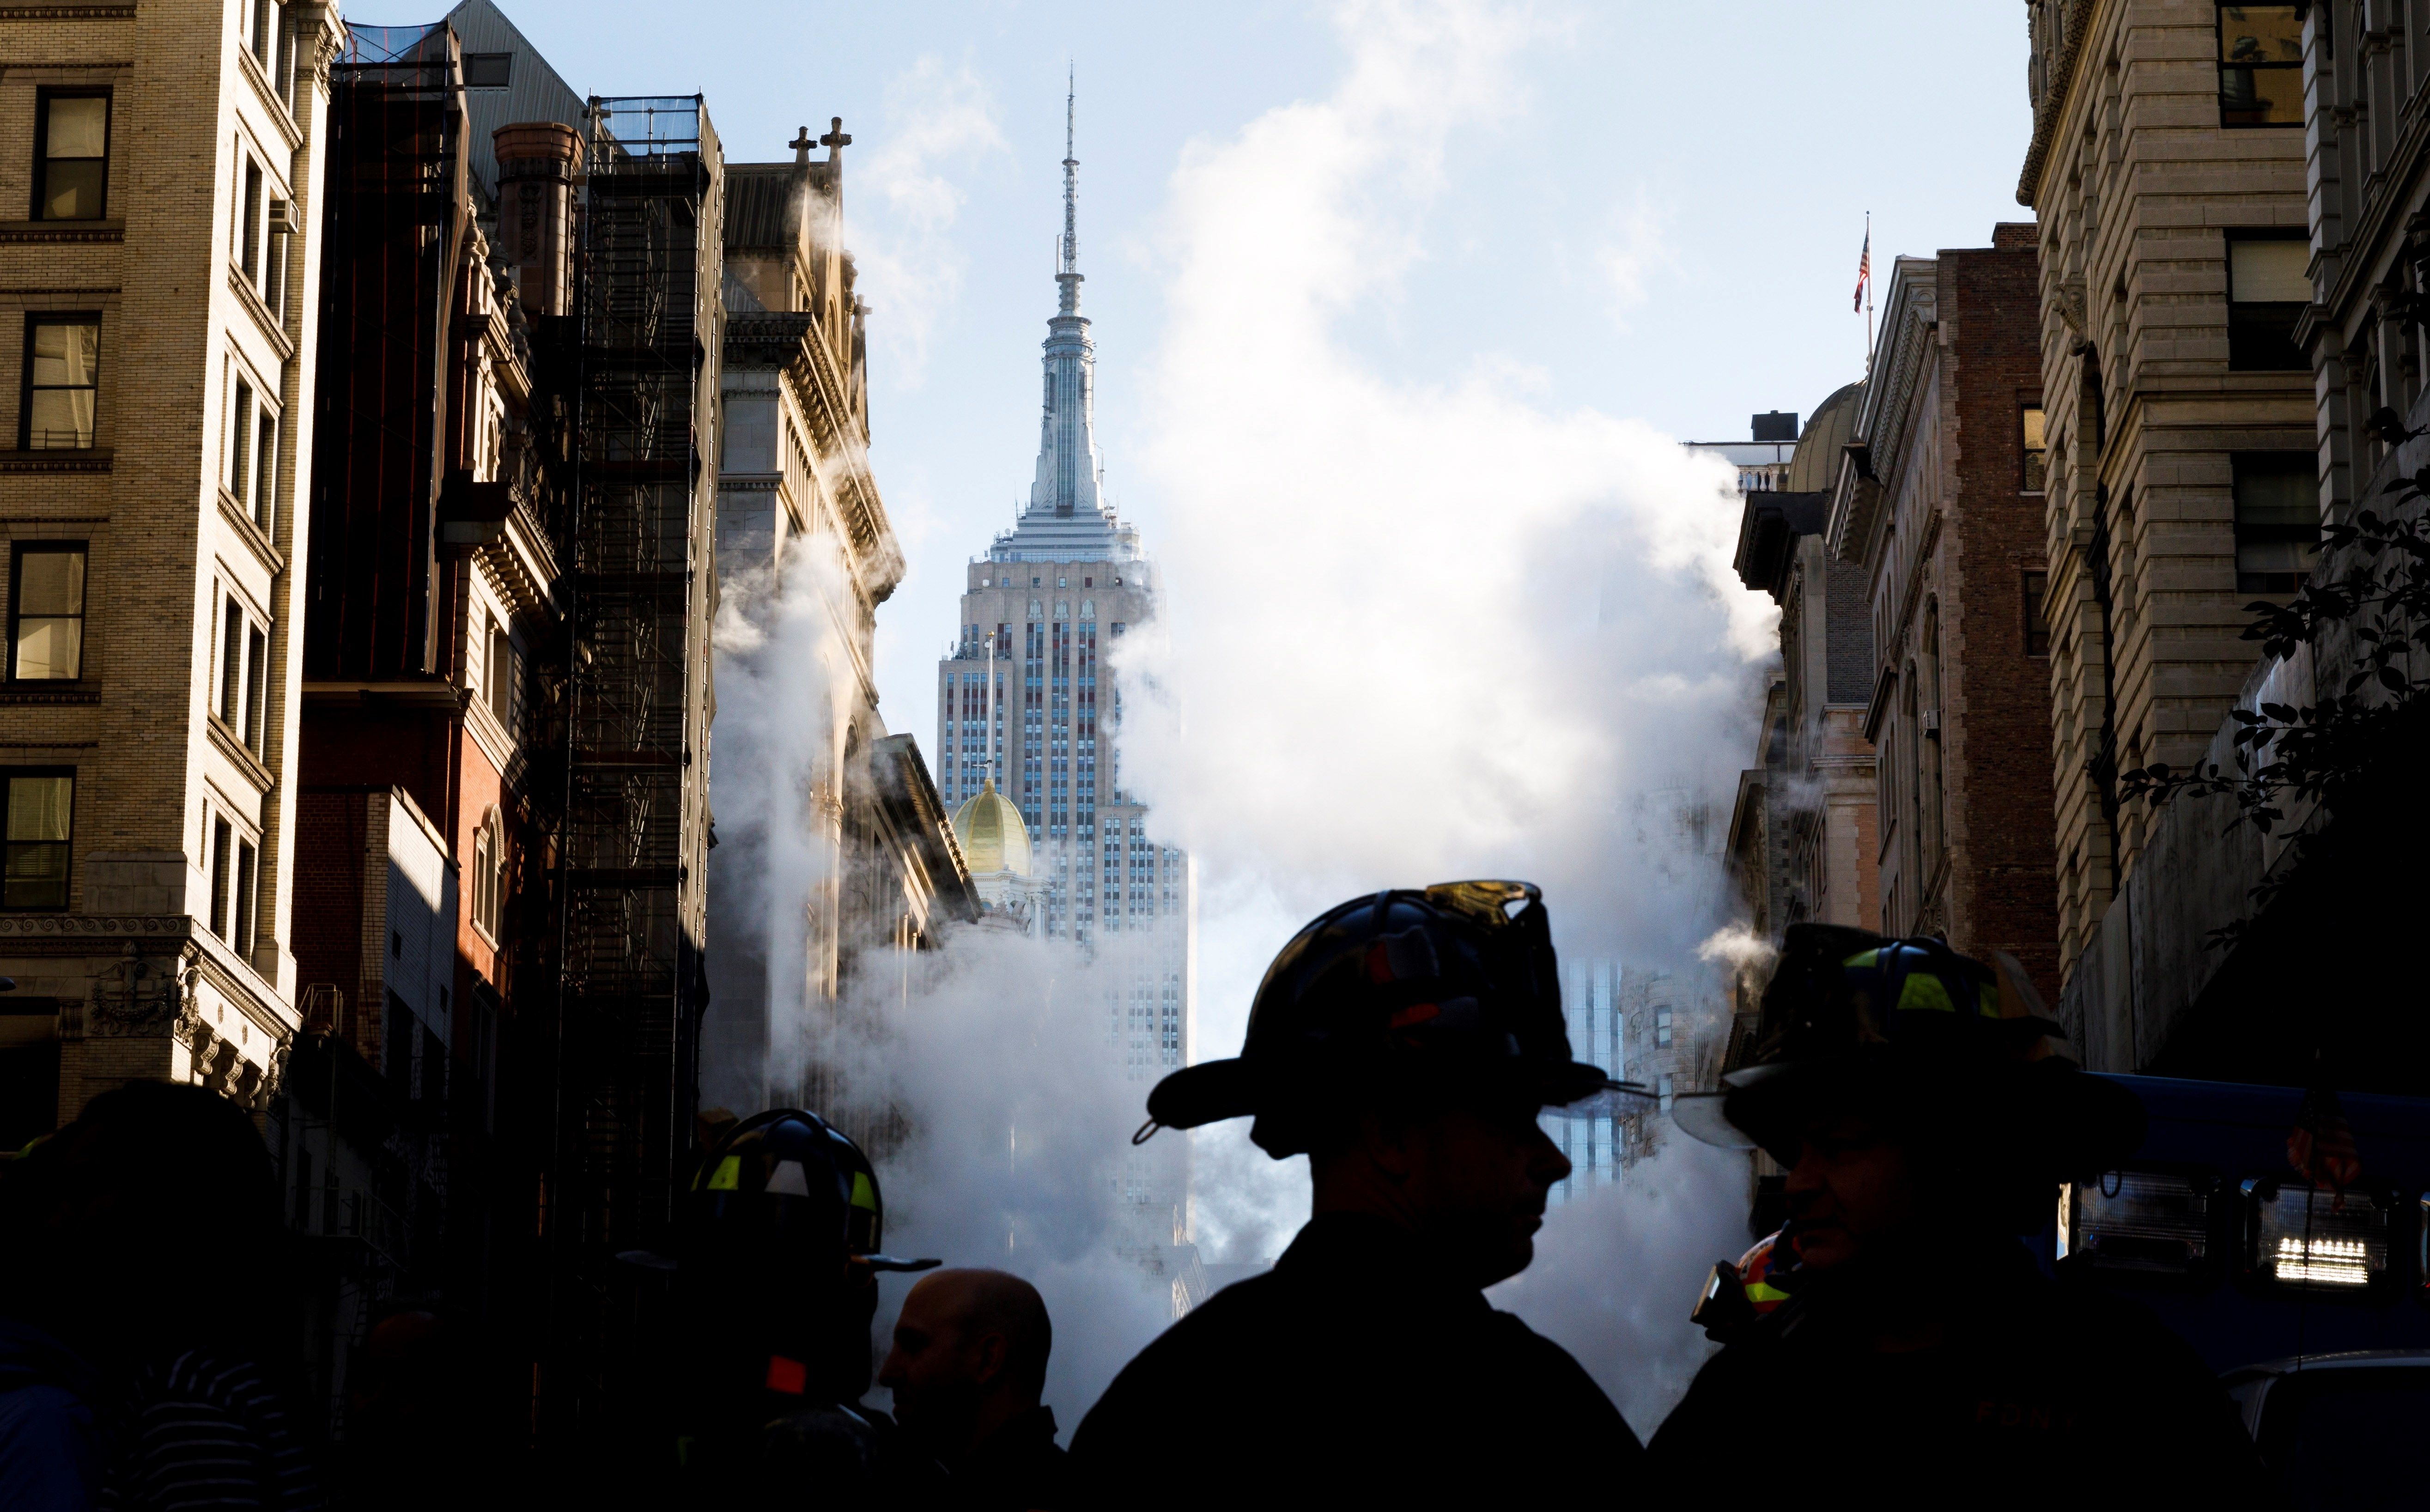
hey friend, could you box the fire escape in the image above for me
[544,95,723,1434]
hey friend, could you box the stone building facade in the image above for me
[1728,382,1880,943]
[0,0,345,1146]
[703,121,972,1121]
[2017,0,2312,992]
[1828,231,2061,1001]
[2051,5,2430,1092]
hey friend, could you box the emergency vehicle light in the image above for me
[2056,1169,2212,1275]
[2243,1179,2389,1293]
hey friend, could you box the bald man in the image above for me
[878,1269,1066,1512]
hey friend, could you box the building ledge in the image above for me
[0,685,98,704]
[0,449,110,474]
[303,680,468,711]
[0,219,123,243]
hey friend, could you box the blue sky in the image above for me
[491,0,2035,725]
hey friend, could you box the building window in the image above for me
[463,52,512,88]
[3,771,73,909]
[2021,405,2047,492]
[9,543,86,681]
[245,623,267,753]
[244,0,274,61]
[2227,235,2309,370]
[240,158,263,285]
[209,814,233,938]
[220,600,243,725]
[1657,1074,1675,1113]
[272,4,297,107]
[22,316,100,450]
[216,595,271,756]
[486,620,516,733]
[2233,452,2318,594]
[32,90,109,221]
[263,213,289,321]
[2217,6,2302,127]
[234,837,258,956]
[229,377,254,499]
[250,407,278,531]
[2022,570,2050,657]
[1655,1008,1673,1047]
[473,810,503,941]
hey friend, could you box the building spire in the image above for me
[1032,76,1102,519]
[1058,69,1081,314]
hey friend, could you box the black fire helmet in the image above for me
[1143,880,1640,1158]
[1673,923,2144,1180]
[673,1109,938,1405]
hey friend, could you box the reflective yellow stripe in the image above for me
[849,1171,878,1212]
[1895,973,1956,1014]
[1745,1280,1791,1305]
[706,1155,742,1191]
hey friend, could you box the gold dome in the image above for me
[951,778,1032,877]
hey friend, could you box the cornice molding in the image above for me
[2018,0,2098,208]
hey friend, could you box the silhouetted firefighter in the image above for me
[646,1109,941,1506]
[1653,926,2263,1506]
[1074,881,1646,1507]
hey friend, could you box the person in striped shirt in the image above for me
[12,1081,320,1512]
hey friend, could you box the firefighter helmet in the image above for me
[677,1110,937,1407]
[1676,923,2143,1178]
[1145,880,1637,1158]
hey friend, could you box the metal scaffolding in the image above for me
[549,94,723,1433]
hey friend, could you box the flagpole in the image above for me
[1864,211,1874,371]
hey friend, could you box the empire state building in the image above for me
[934,94,1194,1083]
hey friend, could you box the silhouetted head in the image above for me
[877,1268,1051,1462]
[2,1080,287,1363]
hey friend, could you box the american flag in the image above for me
[1853,227,1871,312]
[2288,1084,2363,1207]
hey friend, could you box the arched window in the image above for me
[473,809,504,941]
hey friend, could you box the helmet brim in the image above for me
[1147,1055,1629,1132]
[1146,1057,1264,1130]
[1678,1054,2148,1174]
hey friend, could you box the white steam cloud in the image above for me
[703,541,856,1112]
[1104,0,1777,1430]
[743,0,1786,1444]
[855,57,1011,384]
[842,931,1186,1422]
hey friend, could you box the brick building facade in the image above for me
[0,0,345,1146]
[1826,228,2061,1000]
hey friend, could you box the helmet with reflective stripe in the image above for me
[1674,923,2143,1181]
[675,1109,937,1410]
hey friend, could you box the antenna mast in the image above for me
[1062,68,1078,274]
[1056,69,1082,316]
